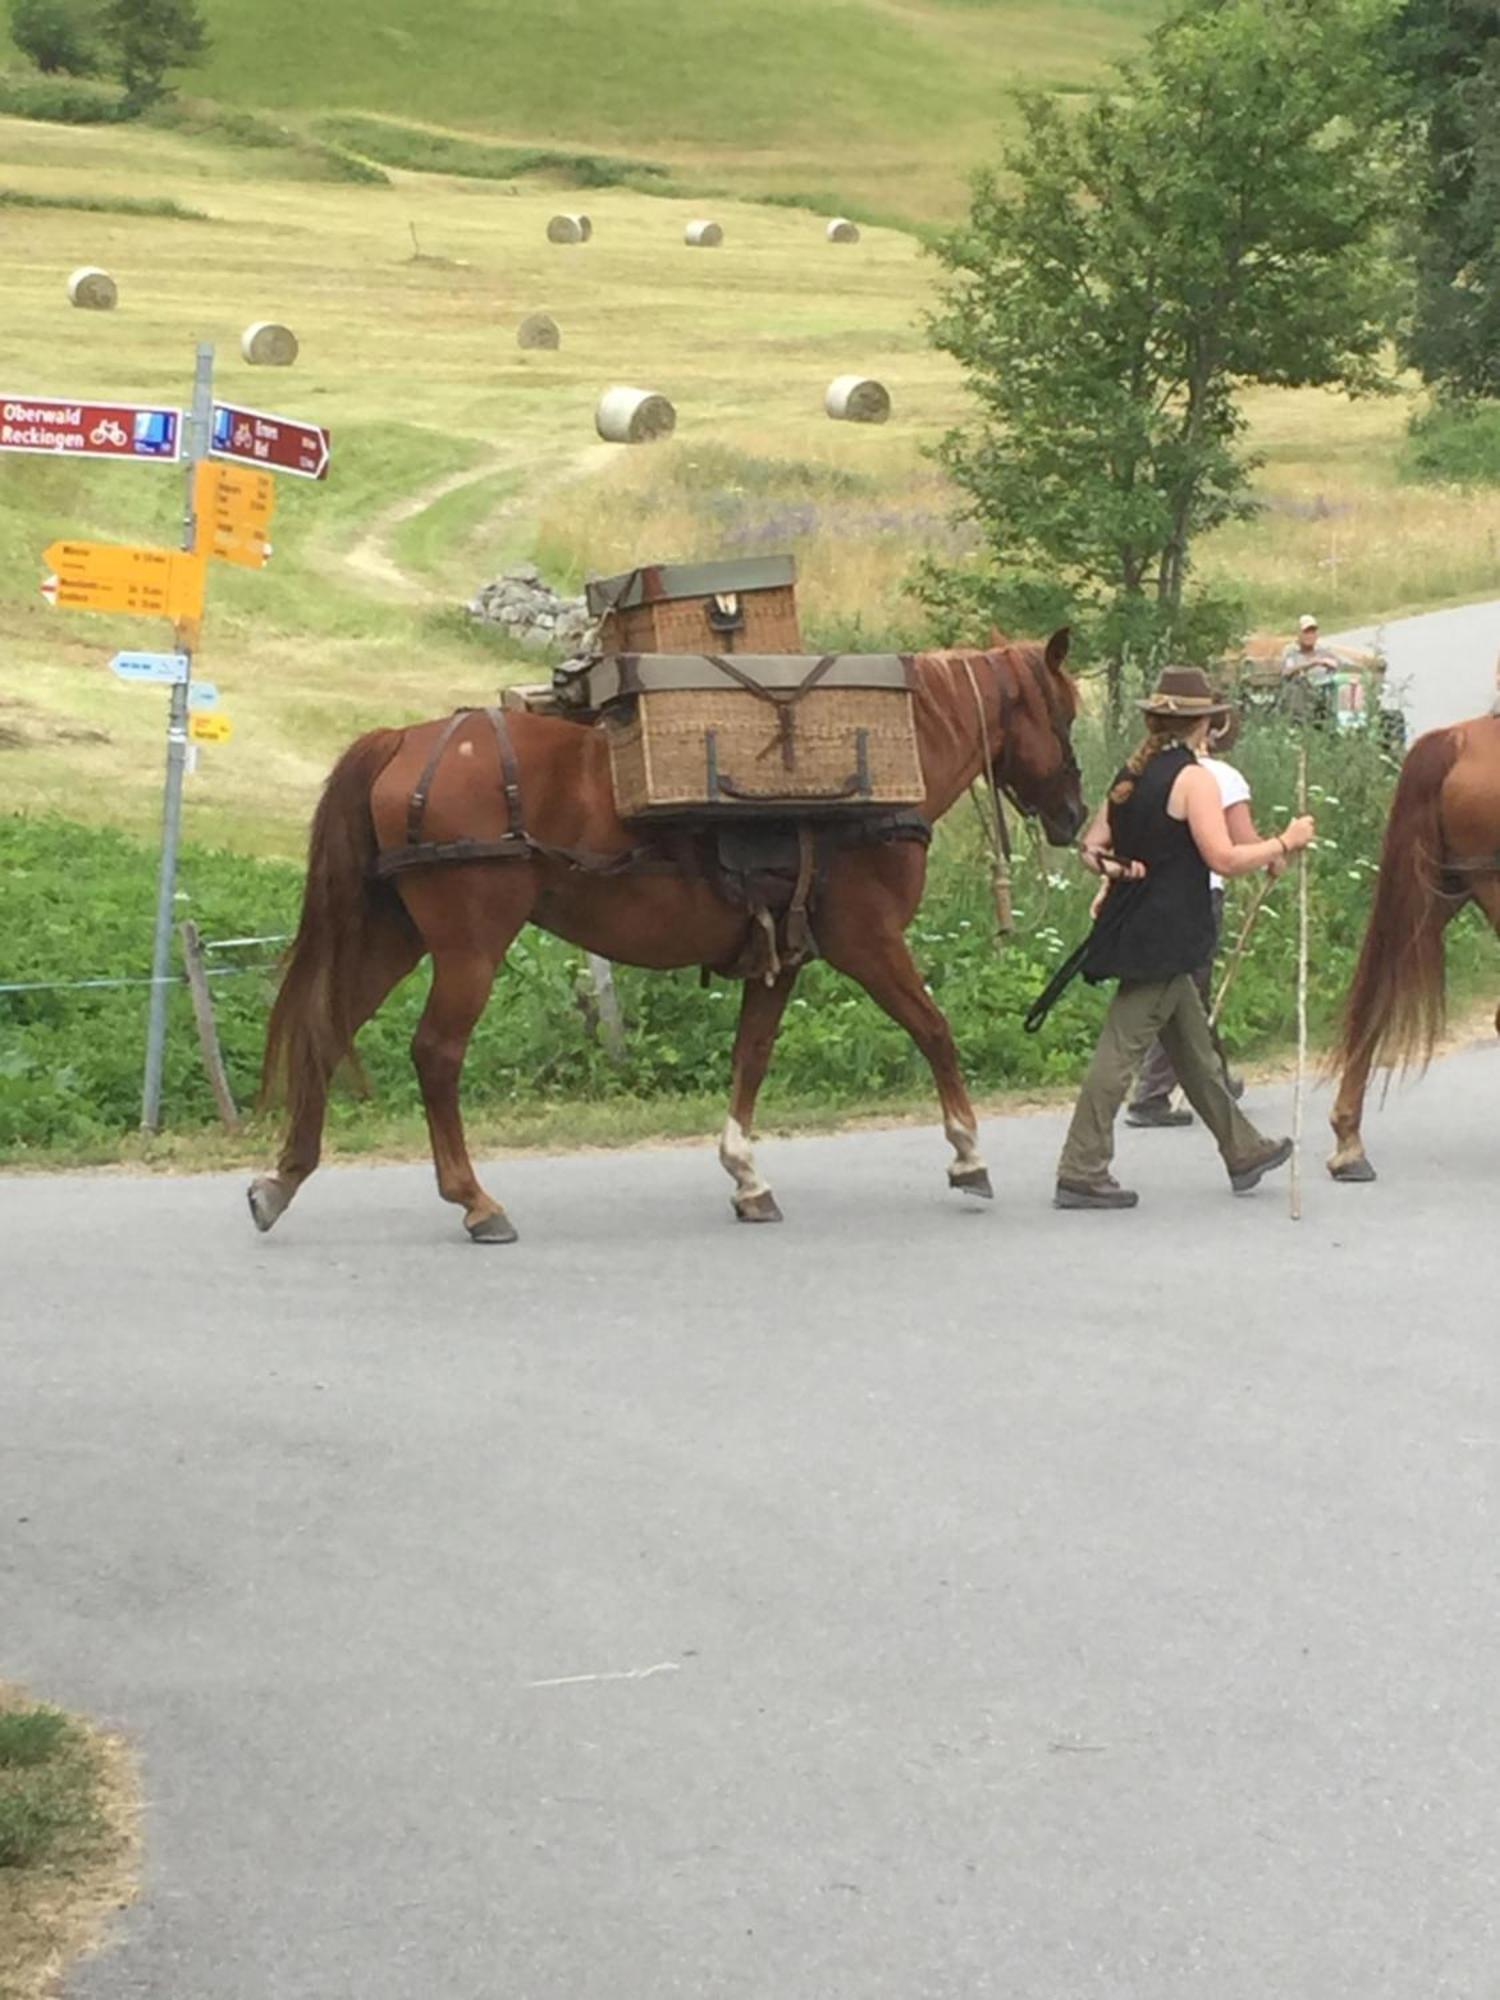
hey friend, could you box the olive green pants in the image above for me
[1057,974,1268,1187]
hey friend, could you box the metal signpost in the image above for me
[7,346,331,1130]
[138,343,214,1133]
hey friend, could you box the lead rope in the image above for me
[962,658,1014,939]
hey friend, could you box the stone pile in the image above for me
[466,564,596,653]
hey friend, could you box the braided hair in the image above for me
[1109,715,1205,806]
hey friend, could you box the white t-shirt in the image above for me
[1199,755,1250,893]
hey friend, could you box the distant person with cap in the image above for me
[1281,613,1339,676]
[1054,667,1315,1210]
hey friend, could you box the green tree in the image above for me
[922,0,1401,704]
[1396,0,1500,399]
[9,0,100,74]
[99,0,207,108]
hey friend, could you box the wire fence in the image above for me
[0,935,290,997]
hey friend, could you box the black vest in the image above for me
[1083,745,1216,982]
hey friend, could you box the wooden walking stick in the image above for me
[1290,745,1309,1221]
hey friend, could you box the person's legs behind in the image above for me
[1156,979,1290,1191]
[1056,981,1176,1208]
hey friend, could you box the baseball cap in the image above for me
[1298,613,1318,631]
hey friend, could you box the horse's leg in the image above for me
[248,919,421,1231]
[411,944,520,1242]
[719,970,798,1223]
[1326,1044,1381,1183]
[820,919,991,1200]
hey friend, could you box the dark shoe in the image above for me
[1228,1137,1293,1194]
[1126,1097,1193,1129]
[1054,1175,1140,1210]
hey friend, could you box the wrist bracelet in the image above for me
[1276,835,1288,857]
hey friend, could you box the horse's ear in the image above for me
[1044,626,1071,672]
[988,625,1010,649]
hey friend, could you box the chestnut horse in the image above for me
[1328,710,1500,1181]
[249,632,1085,1242]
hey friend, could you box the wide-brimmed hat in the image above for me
[1138,666,1233,719]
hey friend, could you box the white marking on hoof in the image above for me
[247,1175,290,1234]
[944,1118,987,1179]
[719,1115,770,1201]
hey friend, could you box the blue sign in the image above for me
[187,681,219,710]
[109,650,189,686]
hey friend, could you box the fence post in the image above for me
[178,919,239,1130]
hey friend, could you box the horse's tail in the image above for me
[1330,726,1460,1081]
[259,728,411,1118]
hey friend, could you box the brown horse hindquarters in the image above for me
[1329,714,1500,1181]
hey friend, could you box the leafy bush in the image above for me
[2,715,1492,1158]
[8,0,99,74]
[98,0,208,109]
[1401,401,1500,487]
[0,67,126,118]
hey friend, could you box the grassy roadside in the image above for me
[0,1689,137,2000]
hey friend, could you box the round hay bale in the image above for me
[825,374,891,424]
[240,321,299,366]
[517,312,561,351]
[67,266,117,310]
[825,217,861,244]
[595,385,676,445]
[547,212,592,244]
[684,219,723,248]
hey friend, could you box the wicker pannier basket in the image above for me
[589,653,926,819]
[586,556,802,656]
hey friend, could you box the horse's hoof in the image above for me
[467,1210,519,1244]
[949,1166,994,1200]
[247,1177,288,1234]
[1328,1156,1377,1184]
[734,1190,783,1224]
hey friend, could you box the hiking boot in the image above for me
[1054,1175,1140,1210]
[1228,1137,1294,1194]
[1126,1097,1193,1129]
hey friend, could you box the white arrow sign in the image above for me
[109,650,190,686]
[40,574,58,604]
[187,681,219,710]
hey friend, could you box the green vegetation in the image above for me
[1402,400,1500,485]
[922,0,1402,692]
[4,0,1162,220]
[316,114,675,192]
[6,718,1491,1162]
[0,181,206,213]
[7,0,99,76]
[1398,0,1500,402]
[0,1690,134,2000]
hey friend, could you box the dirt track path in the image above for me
[340,441,620,601]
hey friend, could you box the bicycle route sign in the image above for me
[210,400,330,480]
[0,396,181,461]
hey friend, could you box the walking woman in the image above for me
[1055,668,1316,1210]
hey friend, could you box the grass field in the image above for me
[1,0,1162,224]
[5,110,1500,872]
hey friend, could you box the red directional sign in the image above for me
[1,395,181,461]
[210,400,330,480]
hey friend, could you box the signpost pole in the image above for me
[140,342,213,1131]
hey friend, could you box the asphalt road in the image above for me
[1332,599,1500,739]
[7,600,1498,1999]
[4,1041,1499,2000]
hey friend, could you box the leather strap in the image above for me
[482,704,526,837]
[406,709,472,847]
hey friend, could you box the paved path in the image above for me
[1331,600,1500,740]
[4,1044,1499,2000]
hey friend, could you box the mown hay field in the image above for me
[3,111,1500,869]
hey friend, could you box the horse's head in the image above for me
[995,628,1086,846]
